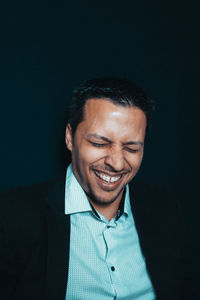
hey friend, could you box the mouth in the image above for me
[93,170,124,188]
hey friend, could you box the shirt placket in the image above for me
[102,219,118,299]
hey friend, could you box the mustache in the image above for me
[91,165,130,174]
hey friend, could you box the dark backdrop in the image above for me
[0,0,199,288]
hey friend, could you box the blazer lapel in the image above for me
[129,181,182,300]
[45,178,70,300]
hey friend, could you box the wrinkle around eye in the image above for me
[89,141,108,147]
[124,147,140,153]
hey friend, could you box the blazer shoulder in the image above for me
[129,180,174,202]
[0,180,55,222]
[129,180,182,224]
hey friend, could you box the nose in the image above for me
[104,147,125,172]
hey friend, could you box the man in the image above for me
[0,77,191,300]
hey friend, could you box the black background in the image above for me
[0,0,199,287]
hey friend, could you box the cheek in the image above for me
[80,145,106,164]
[128,153,144,171]
[73,147,104,171]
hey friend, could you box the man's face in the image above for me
[66,98,146,206]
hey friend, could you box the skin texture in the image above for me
[65,98,147,220]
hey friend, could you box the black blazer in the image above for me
[0,178,193,300]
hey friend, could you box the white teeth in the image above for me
[111,176,120,182]
[95,171,121,183]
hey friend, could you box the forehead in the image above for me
[77,98,146,138]
[84,98,145,123]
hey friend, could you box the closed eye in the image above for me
[124,147,139,153]
[89,142,107,147]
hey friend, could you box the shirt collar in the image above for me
[65,164,92,215]
[65,163,130,217]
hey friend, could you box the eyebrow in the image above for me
[87,134,144,146]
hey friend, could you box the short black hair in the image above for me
[69,76,154,136]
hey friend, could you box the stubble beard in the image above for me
[85,185,124,207]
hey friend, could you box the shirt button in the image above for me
[111,266,115,271]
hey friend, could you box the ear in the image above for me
[65,124,73,152]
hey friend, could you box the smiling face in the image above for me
[65,98,147,207]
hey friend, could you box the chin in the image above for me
[86,188,122,206]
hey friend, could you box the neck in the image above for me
[89,196,122,221]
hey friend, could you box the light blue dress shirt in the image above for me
[65,164,155,300]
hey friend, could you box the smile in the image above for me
[94,170,122,183]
